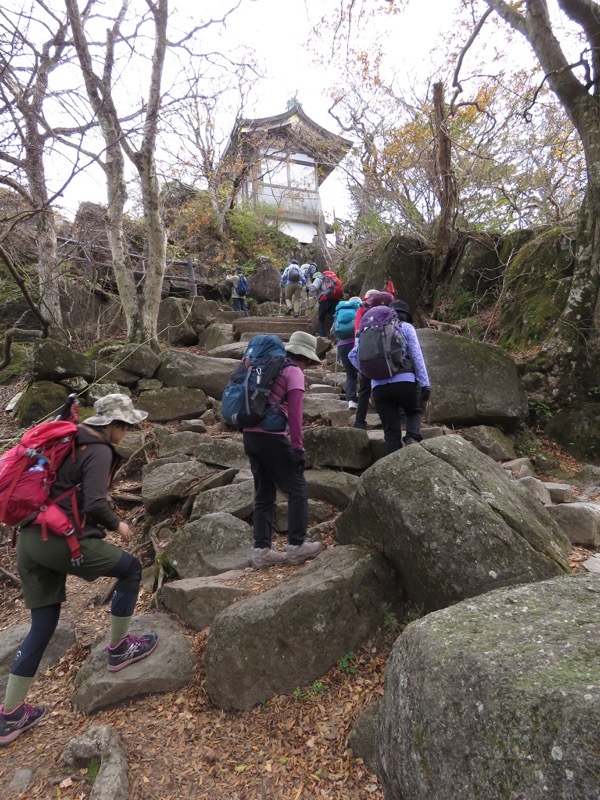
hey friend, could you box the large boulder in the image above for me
[304,469,360,508]
[109,344,161,378]
[156,349,238,399]
[157,298,198,346]
[189,480,255,521]
[17,380,68,427]
[205,546,397,710]
[164,513,253,578]
[417,329,528,430]
[72,614,194,714]
[135,386,208,422]
[247,257,281,303]
[336,435,570,612]
[161,571,252,631]
[141,461,213,514]
[546,502,600,547]
[33,339,97,382]
[304,427,372,471]
[378,574,600,800]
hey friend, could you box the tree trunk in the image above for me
[432,82,457,289]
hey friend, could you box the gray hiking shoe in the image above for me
[285,540,325,566]
[252,547,286,569]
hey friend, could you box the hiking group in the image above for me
[0,262,430,748]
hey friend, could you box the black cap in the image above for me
[390,299,413,323]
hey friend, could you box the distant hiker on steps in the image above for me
[280,260,306,317]
[225,267,250,317]
[0,394,158,747]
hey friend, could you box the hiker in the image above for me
[0,394,158,746]
[225,267,249,317]
[352,290,391,429]
[351,300,430,454]
[301,263,318,311]
[242,331,325,569]
[333,296,362,410]
[310,269,343,336]
[280,259,306,317]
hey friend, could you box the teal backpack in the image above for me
[332,299,360,341]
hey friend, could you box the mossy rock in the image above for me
[499,227,574,348]
[84,339,124,360]
[353,234,430,310]
[545,402,600,463]
[18,381,68,427]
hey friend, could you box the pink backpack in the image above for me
[0,420,84,563]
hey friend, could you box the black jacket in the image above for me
[51,425,121,538]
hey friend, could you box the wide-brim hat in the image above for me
[85,393,148,426]
[390,299,413,323]
[285,331,321,364]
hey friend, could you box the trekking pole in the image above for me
[279,291,283,316]
[54,393,79,422]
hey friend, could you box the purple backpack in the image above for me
[357,306,412,379]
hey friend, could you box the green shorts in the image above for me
[16,529,124,609]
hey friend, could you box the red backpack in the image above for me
[0,419,84,564]
[320,270,343,301]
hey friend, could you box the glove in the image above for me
[292,448,306,475]
[65,530,84,567]
[420,386,431,403]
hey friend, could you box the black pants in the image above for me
[355,372,372,424]
[337,341,358,402]
[243,432,307,548]
[372,381,422,454]
[10,551,141,678]
[318,298,338,336]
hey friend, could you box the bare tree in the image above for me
[456,0,600,366]
[0,5,73,329]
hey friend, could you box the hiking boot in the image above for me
[285,540,325,566]
[252,547,286,569]
[0,702,46,745]
[353,420,368,430]
[403,436,420,446]
[107,633,158,672]
[285,307,294,316]
[348,400,358,410]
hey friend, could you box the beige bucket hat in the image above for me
[85,393,148,426]
[285,331,321,364]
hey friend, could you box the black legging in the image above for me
[11,551,141,678]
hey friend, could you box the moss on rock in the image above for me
[18,381,68,427]
[499,227,574,348]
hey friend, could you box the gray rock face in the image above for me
[17,380,68,427]
[157,297,198,346]
[164,513,253,578]
[379,574,600,800]
[135,386,208,422]
[110,343,161,378]
[72,614,193,714]
[162,571,252,630]
[63,725,128,800]
[418,329,528,429]
[304,469,360,508]
[189,480,255,521]
[0,620,75,697]
[192,438,249,470]
[348,700,381,777]
[303,395,354,425]
[304,427,372,470]
[33,339,98,382]
[206,342,246,359]
[460,425,516,461]
[519,476,552,505]
[142,461,213,514]
[197,322,233,350]
[205,546,397,710]
[156,350,238,399]
[546,502,600,547]
[274,499,332,532]
[336,435,570,612]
